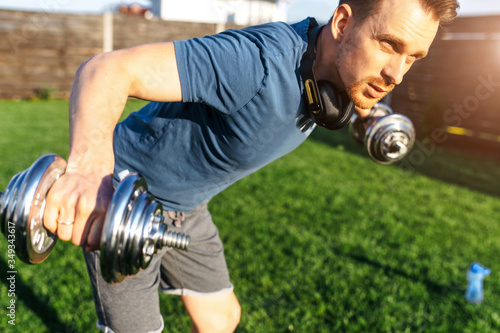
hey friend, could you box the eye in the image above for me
[405,56,417,65]
[380,40,398,53]
[407,53,425,64]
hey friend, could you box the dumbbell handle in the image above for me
[160,226,190,250]
[143,215,190,256]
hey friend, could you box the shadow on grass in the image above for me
[0,256,75,332]
[309,127,500,198]
[337,249,461,297]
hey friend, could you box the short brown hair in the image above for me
[338,0,460,25]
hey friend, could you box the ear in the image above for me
[331,4,353,41]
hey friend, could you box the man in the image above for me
[43,0,459,332]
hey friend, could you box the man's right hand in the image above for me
[43,165,114,252]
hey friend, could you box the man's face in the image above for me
[333,0,440,109]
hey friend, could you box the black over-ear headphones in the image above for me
[299,18,354,130]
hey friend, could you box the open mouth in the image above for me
[367,83,388,99]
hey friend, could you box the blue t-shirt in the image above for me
[113,18,315,212]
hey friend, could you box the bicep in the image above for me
[111,42,182,102]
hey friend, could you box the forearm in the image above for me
[67,53,131,174]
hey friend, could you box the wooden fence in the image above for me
[0,9,237,99]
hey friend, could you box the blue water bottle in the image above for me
[465,262,491,304]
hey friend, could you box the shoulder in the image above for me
[178,19,310,57]
[226,19,310,56]
[172,18,312,113]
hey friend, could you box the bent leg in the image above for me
[182,292,241,333]
[159,202,240,332]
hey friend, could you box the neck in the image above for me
[313,24,342,88]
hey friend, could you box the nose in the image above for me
[382,55,407,86]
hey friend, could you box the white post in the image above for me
[103,12,114,53]
[215,22,226,34]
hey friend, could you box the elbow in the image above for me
[72,51,131,93]
[70,51,133,104]
[75,53,107,78]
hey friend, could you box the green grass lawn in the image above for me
[0,100,499,332]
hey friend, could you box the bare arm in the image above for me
[44,42,182,249]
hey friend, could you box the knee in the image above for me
[222,300,241,332]
[194,300,241,333]
[214,301,241,333]
[228,300,241,331]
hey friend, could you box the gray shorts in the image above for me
[83,202,233,333]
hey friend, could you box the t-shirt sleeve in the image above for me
[174,30,267,114]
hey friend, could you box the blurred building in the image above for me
[118,3,154,19]
[149,0,292,25]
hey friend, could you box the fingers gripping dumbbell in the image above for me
[0,154,190,284]
[349,103,415,165]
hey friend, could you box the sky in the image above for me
[0,0,499,23]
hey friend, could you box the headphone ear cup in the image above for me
[316,81,354,130]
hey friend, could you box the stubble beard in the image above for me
[334,45,395,110]
[346,78,394,110]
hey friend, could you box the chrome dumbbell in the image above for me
[1,154,66,265]
[100,171,190,284]
[349,103,415,164]
[0,154,190,284]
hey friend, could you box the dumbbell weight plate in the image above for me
[1,154,66,264]
[365,114,415,164]
[119,189,160,278]
[1,172,24,237]
[100,173,157,284]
